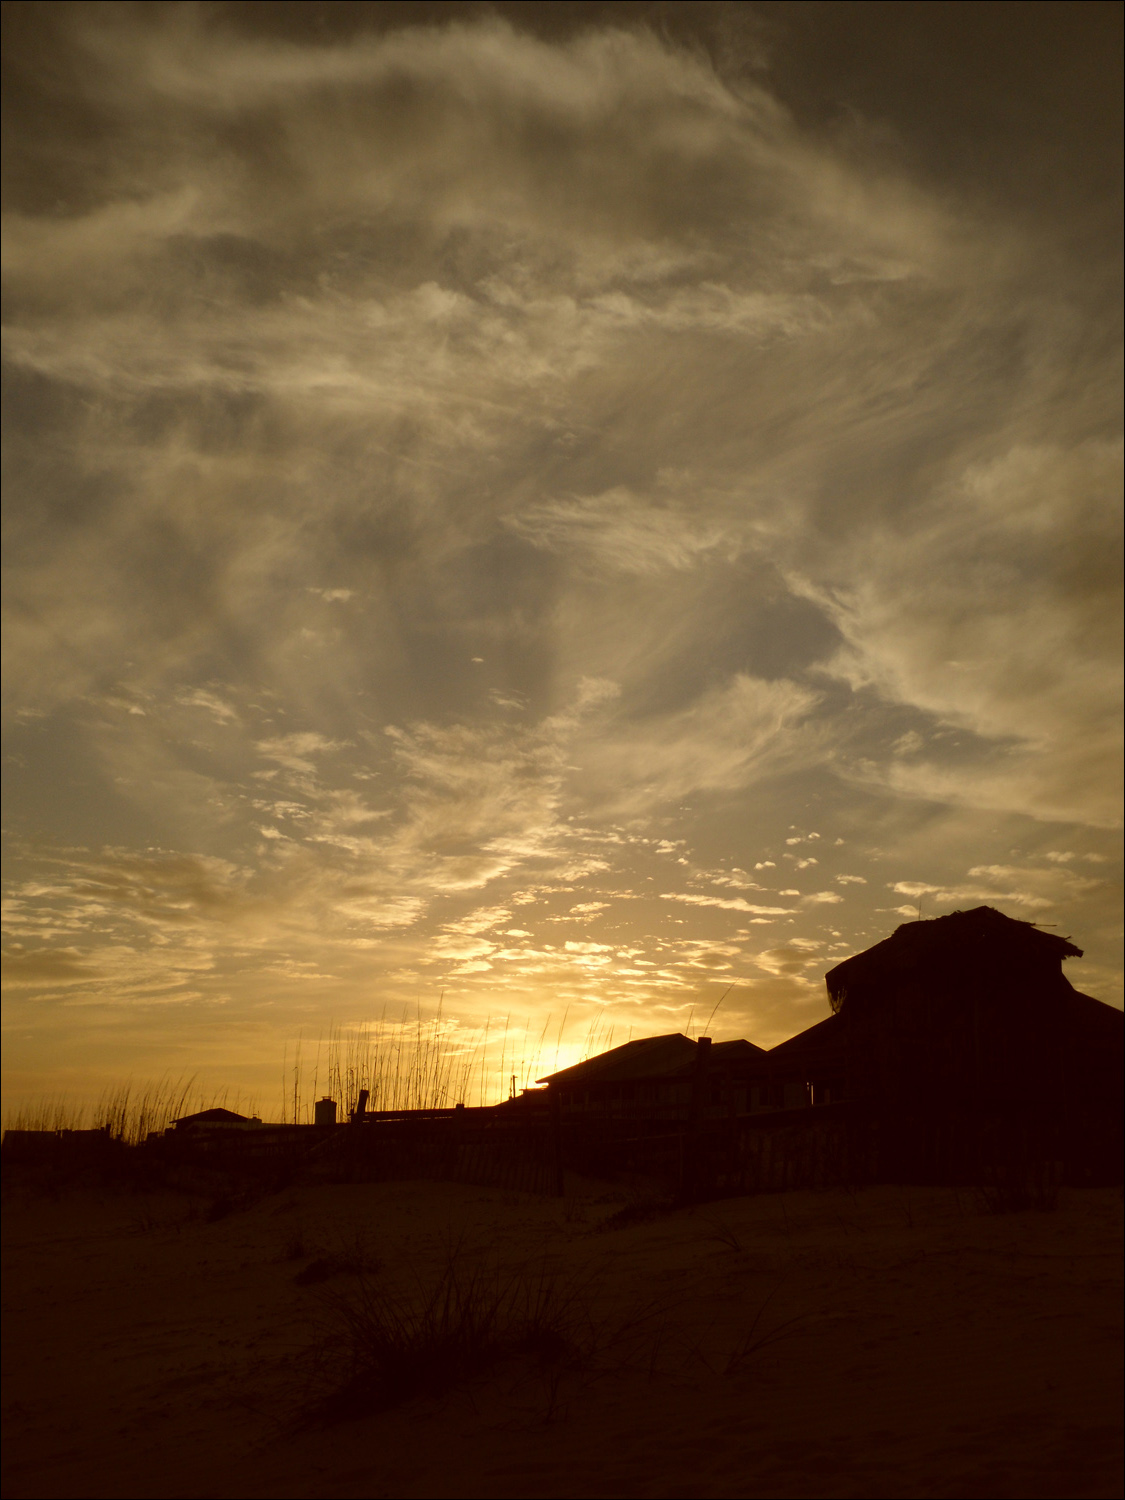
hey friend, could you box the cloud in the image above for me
[754,946,826,978]
[889,879,1051,911]
[176,688,239,723]
[0,848,256,1006]
[802,441,1123,828]
[578,674,820,812]
[330,892,427,930]
[2,8,1120,1093]
[377,719,567,892]
[54,849,251,926]
[441,906,513,936]
[256,734,346,775]
[2,947,101,989]
[71,14,744,121]
[661,893,792,914]
[1045,850,1111,865]
[505,488,731,576]
[430,934,497,963]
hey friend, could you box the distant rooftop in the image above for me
[538,1033,766,1087]
[172,1108,255,1127]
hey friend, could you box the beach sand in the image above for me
[2,1177,1121,1499]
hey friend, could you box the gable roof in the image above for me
[538,1033,768,1087]
[173,1108,253,1126]
[1063,988,1125,1043]
[825,906,1082,1010]
[539,1034,697,1086]
[710,1038,770,1065]
[767,1013,847,1071]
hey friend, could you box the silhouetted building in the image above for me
[815,906,1122,1113]
[540,907,1122,1134]
[765,1013,847,1109]
[171,1108,262,1132]
[538,1033,769,1119]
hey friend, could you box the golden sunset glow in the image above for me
[3,2,1121,1116]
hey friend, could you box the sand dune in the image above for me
[2,1178,1121,1499]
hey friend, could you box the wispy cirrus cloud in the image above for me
[661,893,792,915]
[3,6,1120,1103]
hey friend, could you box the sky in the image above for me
[2,1,1122,1113]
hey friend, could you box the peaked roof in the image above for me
[768,1012,847,1069]
[539,1034,696,1086]
[538,1032,767,1087]
[173,1108,253,1125]
[1063,988,1125,1041]
[825,906,1082,1008]
[710,1038,770,1064]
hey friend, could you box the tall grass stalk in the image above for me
[274,1003,646,1121]
[3,1076,259,1145]
[7,1004,651,1134]
[313,1005,622,1117]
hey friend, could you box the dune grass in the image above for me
[2,1077,253,1145]
[299,1224,811,1428]
[5,1000,632,1138]
[303,1246,591,1423]
[282,1005,626,1121]
[975,1156,1063,1214]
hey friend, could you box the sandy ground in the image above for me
[2,1174,1121,1500]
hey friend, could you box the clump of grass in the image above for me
[294,1258,343,1287]
[282,1228,311,1261]
[977,1158,1062,1214]
[720,1286,806,1376]
[704,1219,744,1253]
[205,1190,257,1223]
[97,1078,202,1145]
[2,1096,90,1135]
[3,1076,259,1150]
[303,1248,588,1423]
[292,1227,381,1286]
[594,1196,675,1234]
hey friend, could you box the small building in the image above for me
[538,1033,769,1120]
[170,1108,263,1133]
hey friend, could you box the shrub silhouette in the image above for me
[305,1247,586,1423]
